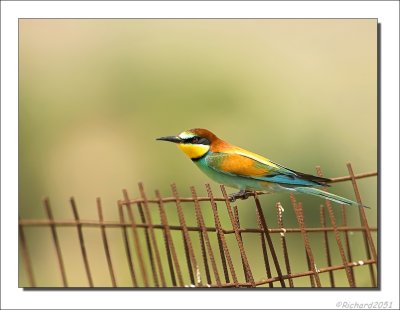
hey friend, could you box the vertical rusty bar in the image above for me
[256,206,274,288]
[217,235,229,283]
[220,185,255,287]
[205,184,238,286]
[118,202,138,287]
[138,183,166,287]
[347,163,377,287]
[97,198,117,287]
[276,203,294,288]
[291,198,321,287]
[320,205,335,287]
[126,205,149,287]
[171,184,200,286]
[289,197,314,287]
[327,203,355,287]
[123,189,149,287]
[316,167,355,287]
[304,250,316,287]
[340,205,356,285]
[191,189,212,285]
[205,187,229,284]
[156,190,184,287]
[253,193,286,287]
[157,199,176,287]
[233,206,249,284]
[136,200,158,287]
[191,186,221,287]
[197,219,212,285]
[70,197,93,287]
[43,198,68,287]
[19,218,36,287]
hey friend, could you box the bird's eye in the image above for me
[191,137,199,143]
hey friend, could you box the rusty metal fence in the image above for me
[19,163,378,288]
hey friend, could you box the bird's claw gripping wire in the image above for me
[229,190,252,202]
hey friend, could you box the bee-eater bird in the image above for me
[157,128,366,208]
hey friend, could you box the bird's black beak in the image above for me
[156,136,182,143]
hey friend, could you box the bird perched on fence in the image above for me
[157,128,366,208]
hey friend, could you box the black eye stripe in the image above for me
[185,137,210,145]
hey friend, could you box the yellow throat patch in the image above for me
[177,143,210,159]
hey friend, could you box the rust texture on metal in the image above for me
[97,198,117,287]
[276,202,294,288]
[256,204,274,288]
[155,189,184,287]
[19,217,36,287]
[70,197,94,287]
[118,202,138,287]
[206,183,239,287]
[138,182,166,287]
[43,198,68,287]
[320,205,335,287]
[254,192,286,287]
[347,163,377,287]
[221,185,255,286]
[123,189,149,287]
[315,166,356,287]
[191,186,221,286]
[291,199,321,287]
[19,167,377,288]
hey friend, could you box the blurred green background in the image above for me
[19,19,377,287]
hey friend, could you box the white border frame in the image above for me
[1,1,399,309]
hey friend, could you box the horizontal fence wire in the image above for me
[19,165,378,288]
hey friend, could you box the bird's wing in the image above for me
[205,150,330,186]
[205,150,293,178]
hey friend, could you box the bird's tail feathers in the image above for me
[294,187,368,208]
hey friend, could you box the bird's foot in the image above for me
[229,190,252,202]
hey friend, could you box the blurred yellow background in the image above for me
[19,19,377,287]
